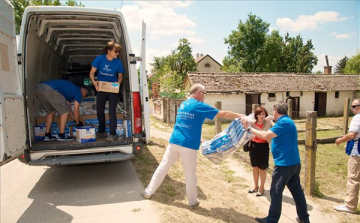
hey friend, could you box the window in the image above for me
[204,63,211,68]
[268,93,276,101]
[335,91,339,98]
[286,92,290,97]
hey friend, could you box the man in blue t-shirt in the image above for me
[243,102,310,223]
[141,83,245,207]
[36,80,88,141]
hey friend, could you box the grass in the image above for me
[132,137,263,223]
[134,116,360,223]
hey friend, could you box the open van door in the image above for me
[0,0,27,165]
[139,21,150,143]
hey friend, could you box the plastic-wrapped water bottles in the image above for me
[201,119,252,164]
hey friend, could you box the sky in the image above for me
[67,0,359,73]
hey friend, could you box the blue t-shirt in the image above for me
[169,98,219,150]
[43,80,82,103]
[91,54,125,82]
[270,114,300,166]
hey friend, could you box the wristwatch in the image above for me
[247,126,252,131]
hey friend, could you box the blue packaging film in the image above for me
[201,119,252,164]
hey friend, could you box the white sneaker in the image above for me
[141,191,152,199]
[189,200,200,208]
[334,204,355,213]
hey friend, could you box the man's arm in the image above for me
[73,101,81,125]
[242,119,277,140]
[215,110,245,119]
[335,132,357,146]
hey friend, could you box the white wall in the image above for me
[299,91,314,117]
[204,94,246,114]
[326,91,354,116]
[197,57,222,73]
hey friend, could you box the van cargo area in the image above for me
[15,7,147,164]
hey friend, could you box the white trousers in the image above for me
[145,143,198,204]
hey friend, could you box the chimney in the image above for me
[324,55,332,75]
[200,53,203,57]
[196,53,199,58]
[324,66,332,75]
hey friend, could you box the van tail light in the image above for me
[133,92,142,134]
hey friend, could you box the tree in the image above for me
[334,56,348,74]
[344,52,360,74]
[224,14,269,72]
[10,0,83,35]
[150,38,197,98]
[223,14,318,73]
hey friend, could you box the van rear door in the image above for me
[0,0,27,165]
[139,21,150,143]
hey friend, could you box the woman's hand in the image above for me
[93,80,99,91]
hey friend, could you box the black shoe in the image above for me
[56,134,74,142]
[44,134,56,141]
[296,217,310,223]
[255,217,268,223]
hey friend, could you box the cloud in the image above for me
[188,37,206,44]
[136,1,193,8]
[330,32,351,39]
[277,11,347,32]
[121,2,196,39]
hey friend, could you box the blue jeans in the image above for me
[266,164,309,223]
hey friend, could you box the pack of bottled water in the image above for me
[201,119,252,164]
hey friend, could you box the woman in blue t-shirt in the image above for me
[89,41,125,142]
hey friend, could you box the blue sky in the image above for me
[71,0,359,73]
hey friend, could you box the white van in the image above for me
[0,1,150,165]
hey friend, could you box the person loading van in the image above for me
[89,41,124,142]
[36,80,88,141]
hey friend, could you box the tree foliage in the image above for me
[344,52,360,74]
[150,38,197,98]
[334,56,348,74]
[223,14,318,73]
[10,0,84,35]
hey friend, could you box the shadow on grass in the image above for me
[133,139,259,223]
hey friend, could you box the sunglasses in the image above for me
[112,50,120,54]
[351,104,360,109]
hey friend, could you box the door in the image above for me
[287,97,300,119]
[139,21,149,143]
[314,92,327,117]
[0,0,26,164]
[245,94,261,115]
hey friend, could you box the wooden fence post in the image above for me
[304,111,317,196]
[343,98,350,135]
[287,99,293,119]
[166,98,170,125]
[252,104,259,114]
[162,97,166,123]
[215,101,222,134]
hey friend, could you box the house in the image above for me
[195,54,222,73]
[184,72,360,118]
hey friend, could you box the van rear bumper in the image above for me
[27,153,135,166]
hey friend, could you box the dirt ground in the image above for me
[144,125,360,223]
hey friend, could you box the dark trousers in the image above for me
[96,91,118,135]
[266,164,309,223]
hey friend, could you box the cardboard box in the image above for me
[36,116,59,126]
[98,81,119,93]
[34,126,46,141]
[77,126,96,143]
[81,113,123,126]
